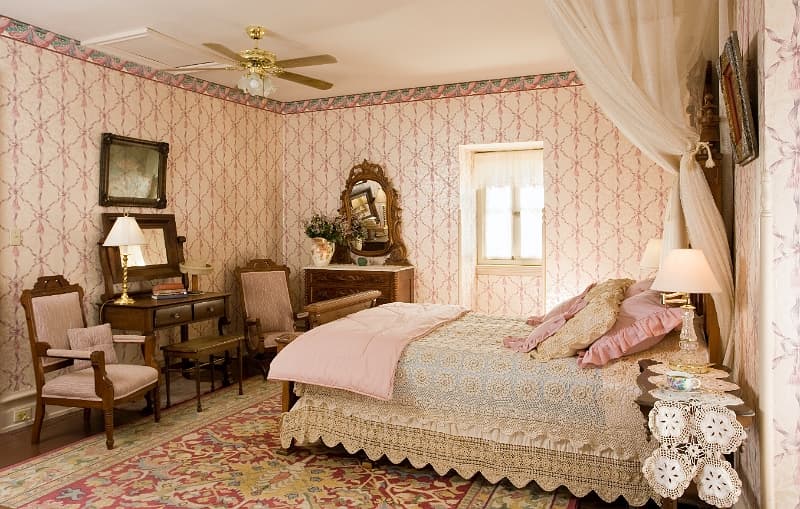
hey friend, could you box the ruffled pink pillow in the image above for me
[624,278,654,299]
[525,283,595,326]
[578,289,682,368]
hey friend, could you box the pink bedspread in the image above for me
[268,302,468,400]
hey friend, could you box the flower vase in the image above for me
[310,237,335,266]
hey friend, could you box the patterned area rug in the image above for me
[0,379,578,508]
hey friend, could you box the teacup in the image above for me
[666,371,701,392]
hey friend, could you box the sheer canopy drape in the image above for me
[544,0,735,369]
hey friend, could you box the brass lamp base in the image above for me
[113,293,136,305]
[114,253,135,305]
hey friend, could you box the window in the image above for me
[474,149,544,266]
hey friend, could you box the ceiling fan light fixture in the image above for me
[237,71,276,98]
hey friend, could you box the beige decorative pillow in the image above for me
[67,323,118,370]
[531,278,634,361]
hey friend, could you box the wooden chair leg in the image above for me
[152,386,161,423]
[83,408,91,430]
[31,398,45,444]
[103,407,114,450]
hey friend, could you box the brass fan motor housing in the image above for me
[239,26,282,76]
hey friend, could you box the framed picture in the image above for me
[99,133,169,208]
[718,31,757,165]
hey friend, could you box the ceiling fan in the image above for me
[162,25,336,95]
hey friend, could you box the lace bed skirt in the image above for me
[281,402,656,506]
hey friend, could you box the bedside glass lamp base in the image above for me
[667,304,711,374]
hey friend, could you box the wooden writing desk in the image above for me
[100,291,231,339]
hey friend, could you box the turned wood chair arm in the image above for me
[44,348,93,359]
[112,334,157,370]
[303,290,382,328]
[89,351,113,400]
[243,317,263,353]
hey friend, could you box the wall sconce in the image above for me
[651,249,721,373]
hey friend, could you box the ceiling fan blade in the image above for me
[276,71,333,90]
[202,42,245,63]
[160,62,236,73]
[275,54,337,68]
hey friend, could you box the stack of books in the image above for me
[151,282,188,300]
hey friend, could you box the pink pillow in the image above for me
[67,323,118,370]
[526,283,595,326]
[507,284,595,353]
[578,290,682,368]
[624,278,654,299]
[505,313,569,352]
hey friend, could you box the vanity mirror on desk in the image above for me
[98,213,231,340]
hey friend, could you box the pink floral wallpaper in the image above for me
[0,36,283,395]
[734,0,800,507]
[281,86,669,313]
[764,1,800,507]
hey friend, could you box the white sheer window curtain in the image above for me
[473,150,544,264]
[544,0,735,371]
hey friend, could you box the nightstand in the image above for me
[635,359,755,508]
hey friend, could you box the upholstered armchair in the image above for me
[235,259,381,378]
[19,275,160,450]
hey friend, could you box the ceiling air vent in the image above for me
[81,27,222,70]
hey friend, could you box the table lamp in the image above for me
[651,248,721,373]
[103,215,146,304]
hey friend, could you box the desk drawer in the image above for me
[154,304,192,327]
[194,299,225,321]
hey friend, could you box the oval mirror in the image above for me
[339,160,409,264]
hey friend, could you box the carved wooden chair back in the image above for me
[20,275,87,390]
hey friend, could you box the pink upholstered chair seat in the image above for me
[42,364,159,401]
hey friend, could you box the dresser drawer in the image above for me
[305,266,414,305]
[308,270,393,286]
[194,299,225,321]
[154,304,192,327]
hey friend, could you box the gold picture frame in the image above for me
[719,32,757,165]
[99,133,169,208]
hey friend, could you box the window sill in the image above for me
[475,265,543,277]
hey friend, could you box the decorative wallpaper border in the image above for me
[0,15,581,114]
[279,72,581,114]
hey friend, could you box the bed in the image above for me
[273,66,725,507]
[274,305,686,506]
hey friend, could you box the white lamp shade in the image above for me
[103,216,146,247]
[639,238,662,269]
[651,248,721,294]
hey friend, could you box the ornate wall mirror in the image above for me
[98,213,186,299]
[339,160,409,265]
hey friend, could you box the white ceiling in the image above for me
[0,0,573,102]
